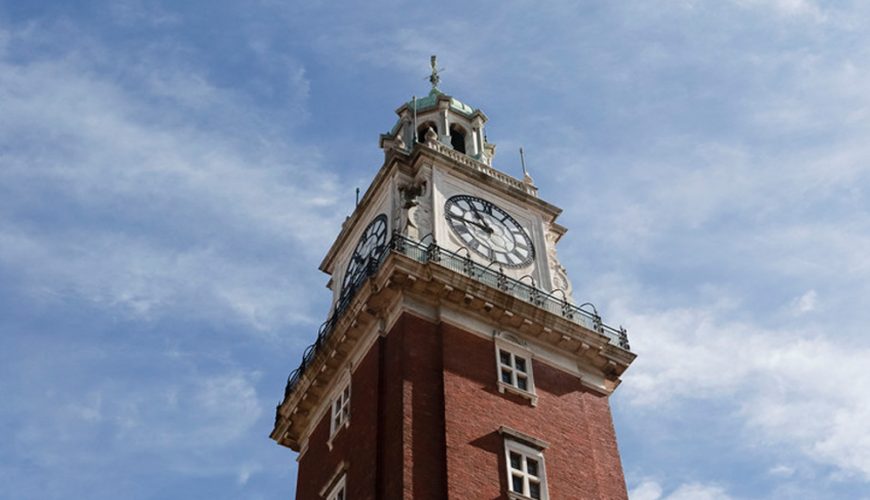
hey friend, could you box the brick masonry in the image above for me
[294,311,627,500]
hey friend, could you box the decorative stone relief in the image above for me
[494,330,528,348]
[424,126,439,147]
[394,129,406,151]
[397,179,431,241]
[545,225,573,301]
[391,180,402,235]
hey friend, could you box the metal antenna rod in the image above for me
[412,95,418,143]
[520,147,528,176]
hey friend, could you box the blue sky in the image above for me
[1,1,869,499]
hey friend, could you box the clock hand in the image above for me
[446,213,490,232]
[468,207,494,233]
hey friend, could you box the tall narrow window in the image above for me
[504,439,548,500]
[330,381,351,438]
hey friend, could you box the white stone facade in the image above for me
[323,91,575,311]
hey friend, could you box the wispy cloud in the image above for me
[790,289,817,315]
[612,293,870,480]
[3,338,266,497]
[732,0,826,20]
[0,21,342,331]
[0,15,327,498]
[630,479,733,500]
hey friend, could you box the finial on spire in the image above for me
[429,55,442,90]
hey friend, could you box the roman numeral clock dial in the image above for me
[341,214,388,299]
[444,195,535,268]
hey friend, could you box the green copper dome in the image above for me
[408,88,476,117]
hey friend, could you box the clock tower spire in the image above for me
[271,60,635,500]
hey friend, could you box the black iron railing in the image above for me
[281,235,630,401]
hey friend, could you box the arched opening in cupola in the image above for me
[449,124,467,154]
[417,122,437,142]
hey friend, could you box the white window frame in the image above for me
[495,339,537,406]
[319,461,348,499]
[324,473,346,500]
[327,376,351,448]
[504,439,548,500]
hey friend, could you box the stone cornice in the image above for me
[272,250,635,450]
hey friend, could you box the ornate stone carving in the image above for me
[394,128,406,151]
[494,330,528,347]
[391,180,403,235]
[424,126,438,147]
[397,179,431,241]
[545,226,573,301]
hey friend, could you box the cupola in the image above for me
[380,56,496,164]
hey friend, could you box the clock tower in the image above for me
[271,59,636,500]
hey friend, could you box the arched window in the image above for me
[450,124,466,154]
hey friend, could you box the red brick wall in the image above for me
[295,340,381,500]
[295,314,448,500]
[384,314,448,499]
[378,326,405,499]
[440,322,628,500]
[294,312,626,500]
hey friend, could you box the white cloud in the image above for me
[791,289,817,314]
[548,23,870,483]
[0,22,343,332]
[667,482,733,500]
[768,464,796,477]
[630,480,664,500]
[11,368,264,483]
[0,227,318,331]
[733,0,825,20]
[630,479,733,500]
[617,298,870,480]
[236,463,262,486]
[113,372,263,450]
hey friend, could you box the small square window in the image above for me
[495,344,537,405]
[504,439,548,500]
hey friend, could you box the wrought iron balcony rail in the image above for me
[281,235,630,402]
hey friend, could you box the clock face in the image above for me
[444,195,535,268]
[341,214,388,296]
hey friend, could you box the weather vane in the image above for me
[428,55,443,89]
